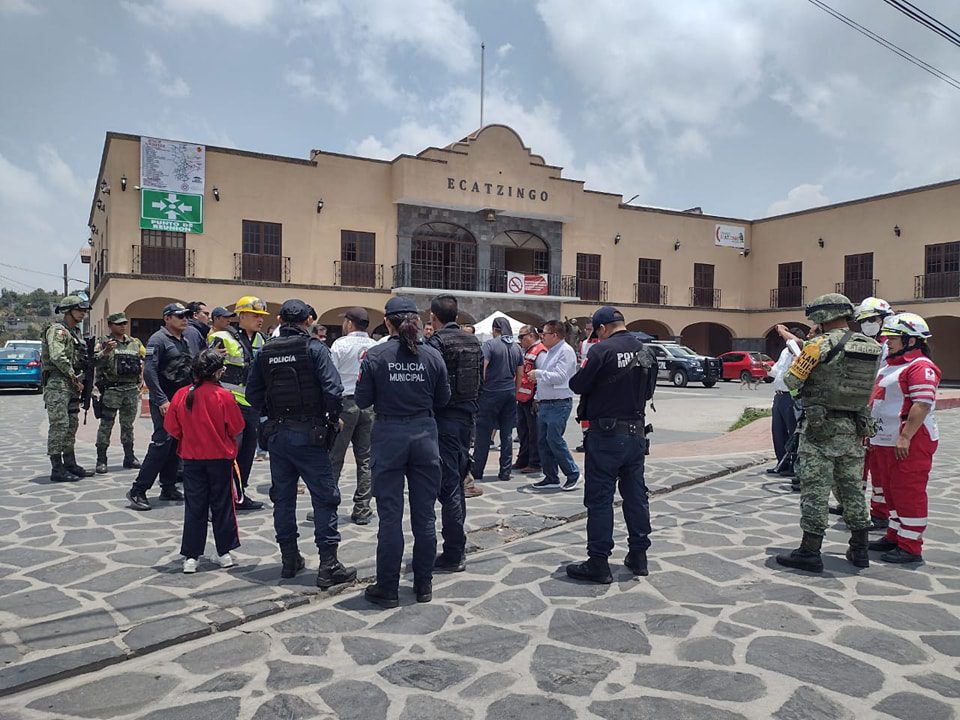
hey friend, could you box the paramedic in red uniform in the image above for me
[867,312,941,564]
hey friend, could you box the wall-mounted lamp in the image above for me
[90,224,98,235]
[99,179,110,195]
[212,187,220,202]
[120,175,127,192]
[484,208,496,222]
[673,239,681,251]
[134,185,142,191]
[740,249,751,257]
[316,199,324,214]
[87,237,95,247]
[893,225,901,237]
[818,238,825,248]
[96,199,105,211]
[614,233,621,245]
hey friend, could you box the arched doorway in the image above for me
[503,309,546,329]
[316,306,384,344]
[411,222,477,291]
[681,321,734,357]
[626,319,673,340]
[124,296,180,344]
[927,316,960,382]
[763,322,811,359]
[489,230,549,292]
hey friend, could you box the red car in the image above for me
[718,351,775,382]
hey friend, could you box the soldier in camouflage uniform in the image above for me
[94,312,146,473]
[776,293,882,573]
[42,295,94,482]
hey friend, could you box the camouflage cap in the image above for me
[805,293,854,324]
[107,312,128,324]
[56,295,91,312]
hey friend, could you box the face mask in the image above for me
[860,321,881,337]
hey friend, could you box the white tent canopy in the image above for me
[472,311,525,343]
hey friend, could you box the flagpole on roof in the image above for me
[480,42,485,127]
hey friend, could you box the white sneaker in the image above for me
[183,558,198,574]
[213,552,234,568]
[561,476,581,492]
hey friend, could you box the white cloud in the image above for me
[0,0,41,14]
[766,183,829,216]
[121,0,277,28]
[145,50,190,98]
[667,128,710,160]
[497,43,513,58]
[284,58,347,112]
[92,48,118,77]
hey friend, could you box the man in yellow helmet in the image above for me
[208,295,268,510]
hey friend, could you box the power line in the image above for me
[806,0,960,91]
[0,262,87,284]
[0,273,38,292]
[881,0,960,48]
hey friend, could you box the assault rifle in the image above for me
[81,336,96,424]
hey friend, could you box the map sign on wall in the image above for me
[140,137,205,194]
[715,224,746,249]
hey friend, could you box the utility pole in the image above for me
[63,264,68,296]
[480,42,485,127]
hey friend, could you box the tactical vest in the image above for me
[209,328,263,406]
[259,334,323,422]
[802,330,882,412]
[102,336,143,385]
[432,327,482,404]
[41,321,84,378]
[160,348,193,396]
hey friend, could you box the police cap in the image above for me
[385,297,418,315]
[591,305,625,327]
[107,312,128,324]
[279,299,311,323]
[210,306,236,319]
[162,302,189,317]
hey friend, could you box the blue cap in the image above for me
[162,302,188,317]
[385,296,418,315]
[279,299,311,323]
[591,306,625,327]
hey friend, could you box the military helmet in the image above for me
[234,295,269,315]
[805,293,854,324]
[56,294,91,313]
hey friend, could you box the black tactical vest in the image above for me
[432,327,482,404]
[259,334,323,421]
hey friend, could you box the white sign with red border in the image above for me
[506,271,549,296]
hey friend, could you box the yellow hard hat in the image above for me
[234,295,268,315]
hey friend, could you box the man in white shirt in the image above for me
[328,307,377,524]
[768,325,805,478]
[528,320,581,491]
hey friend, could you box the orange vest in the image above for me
[517,342,547,401]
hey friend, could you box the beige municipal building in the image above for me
[84,125,960,380]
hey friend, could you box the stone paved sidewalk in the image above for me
[0,393,770,695]
[1,411,958,719]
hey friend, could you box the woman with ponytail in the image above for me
[164,349,245,573]
[354,297,451,608]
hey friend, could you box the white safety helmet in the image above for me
[854,297,893,322]
[879,312,932,339]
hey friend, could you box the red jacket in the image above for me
[517,342,547,402]
[164,381,245,460]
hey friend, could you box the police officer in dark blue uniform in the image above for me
[426,295,483,573]
[245,299,357,589]
[356,297,451,607]
[567,306,656,583]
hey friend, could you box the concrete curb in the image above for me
[0,451,770,698]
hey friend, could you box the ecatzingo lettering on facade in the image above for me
[448,178,549,202]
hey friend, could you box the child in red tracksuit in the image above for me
[164,350,245,573]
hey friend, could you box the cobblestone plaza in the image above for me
[1,393,958,718]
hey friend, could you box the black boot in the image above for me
[775,531,824,573]
[791,478,801,492]
[122,444,141,469]
[828,505,844,515]
[846,528,870,568]
[867,515,888,531]
[279,541,305,579]
[566,556,613,584]
[95,446,108,474]
[624,550,649,576]
[414,580,432,603]
[316,546,356,589]
[364,583,400,608]
[49,454,80,483]
[62,451,94,478]
[868,537,897,552]
[434,553,466,573]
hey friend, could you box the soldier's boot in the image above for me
[566,555,614,584]
[846,528,870,568]
[828,505,844,515]
[49,455,81,483]
[122,444,141,469]
[279,541,305,579]
[316,546,357,589]
[95,446,109,474]
[62,451,94,478]
[775,531,824,573]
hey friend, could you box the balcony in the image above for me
[576,278,608,303]
[234,253,290,283]
[132,245,195,277]
[634,282,667,305]
[835,279,878,304]
[390,262,583,298]
[334,260,383,289]
[690,286,721,308]
[770,286,806,309]
[93,249,108,290]
[915,272,960,299]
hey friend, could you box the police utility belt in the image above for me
[592,418,646,436]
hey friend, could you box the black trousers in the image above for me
[236,404,259,491]
[772,391,800,464]
[515,399,540,468]
[180,458,239,559]
[131,402,179,495]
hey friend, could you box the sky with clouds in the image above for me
[1,0,958,292]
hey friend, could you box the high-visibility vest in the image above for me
[209,328,264,407]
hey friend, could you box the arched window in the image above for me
[411,222,477,291]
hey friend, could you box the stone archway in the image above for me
[763,322,811,359]
[316,305,384,344]
[928,316,960,382]
[681,321,734,357]
[626,319,673,340]
[124,296,180,344]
